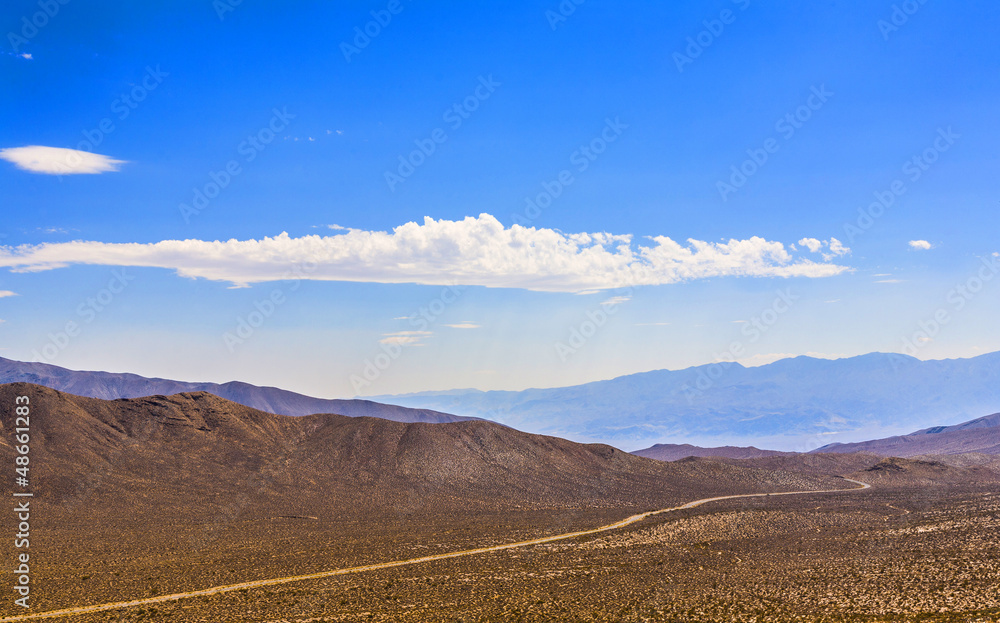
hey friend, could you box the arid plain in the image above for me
[2,383,999,622]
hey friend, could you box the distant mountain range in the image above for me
[5,352,999,452]
[372,351,1000,450]
[0,357,468,424]
[633,444,793,462]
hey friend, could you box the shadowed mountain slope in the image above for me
[0,383,851,516]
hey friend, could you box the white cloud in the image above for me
[798,238,823,253]
[379,330,432,346]
[0,146,126,175]
[0,214,851,292]
[634,322,670,326]
[0,290,17,298]
[798,237,850,261]
[444,322,481,329]
[600,295,631,306]
[827,237,849,257]
[908,240,933,250]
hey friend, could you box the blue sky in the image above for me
[1,0,998,399]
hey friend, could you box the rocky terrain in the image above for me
[0,383,850,620]
[2,382,998,621]
[34,486,1000,623]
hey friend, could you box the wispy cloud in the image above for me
[444,322,481,329]
[600,295,631,306]
[908,239,933,250]
[379,330,432,346]
[0,146,126,175]
[0,214,851,292]
[0,290,17,298]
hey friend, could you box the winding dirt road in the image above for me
[0,478,870,621]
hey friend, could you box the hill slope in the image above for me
[814,412,1000,457]
[0,357,466,423]
[0,382,849,516]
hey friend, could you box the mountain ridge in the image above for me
[0,357,469,424]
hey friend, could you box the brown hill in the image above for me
[0,382,849,517]
[710,452,886,476]
[852,456,1000,486]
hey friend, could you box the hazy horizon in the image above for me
[2,1,998,400]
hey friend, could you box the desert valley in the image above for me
[2,358,999,622]
[2,4,997,620]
